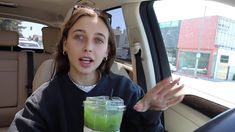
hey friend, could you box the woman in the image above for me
[9,5,184,132]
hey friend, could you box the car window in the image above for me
[154,1,235,108]
[107,8,131,64]
[0,17,46,49]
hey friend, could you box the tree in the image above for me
[0,18,25,37]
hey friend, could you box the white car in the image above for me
[170,63,176,72]
[18,39,42,49]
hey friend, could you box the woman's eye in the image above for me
[95,38,104,44]
[74,34,84,41]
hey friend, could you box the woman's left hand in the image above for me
[133,77,184,112]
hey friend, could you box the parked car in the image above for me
[18,38,43,49]
[169,63,176,72]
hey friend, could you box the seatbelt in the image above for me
[134,42,165,129]
[134,43,147,93]
[26,51,34,97]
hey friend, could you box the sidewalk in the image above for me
[172,73,235,108]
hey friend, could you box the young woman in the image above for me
[9,5,184,132]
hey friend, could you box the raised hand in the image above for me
[134,77,184,112]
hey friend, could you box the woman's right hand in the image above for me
[134,77,184,112]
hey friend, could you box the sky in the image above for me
[21,21,45,38]
[21,1,235,38]
[108,8,126,31]
[154,0,235,22]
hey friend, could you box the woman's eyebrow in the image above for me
[96,32,107,40]
[73,29,84,33]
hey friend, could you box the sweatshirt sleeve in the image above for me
[8,83,49,132]
[8,96,48,132]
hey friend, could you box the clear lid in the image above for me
[83,96,126,111]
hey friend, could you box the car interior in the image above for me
[1,0,235,131]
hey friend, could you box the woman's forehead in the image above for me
[70,16,109,37]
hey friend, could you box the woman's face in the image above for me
[63,16,109,75]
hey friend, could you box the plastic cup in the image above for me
[83,96,126,132]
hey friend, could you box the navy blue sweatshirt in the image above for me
[9,73,163,132]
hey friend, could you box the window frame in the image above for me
[139,0,228,119]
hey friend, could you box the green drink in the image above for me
[84,96,125,132]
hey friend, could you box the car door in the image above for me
[143,0,235,131]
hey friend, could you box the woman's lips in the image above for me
[79,57,94,67]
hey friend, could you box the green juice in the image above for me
[84,96,125,132]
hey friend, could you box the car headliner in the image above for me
[0,0,234,27]
[0,0,148,27]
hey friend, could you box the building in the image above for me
[160,16,235,80]
[159,20,181,66]
[113,27,131,61]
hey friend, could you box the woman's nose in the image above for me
[84,48,92,52]
[83,41,92,52]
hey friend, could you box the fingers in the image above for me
[152,77,172,93]
[133,100,144,112]
[133,99,149,112]
[165,84,184,100]
[157,77,180,96]
[133,77,184,112]
[150,95,184,111]
[166,95,184,108]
